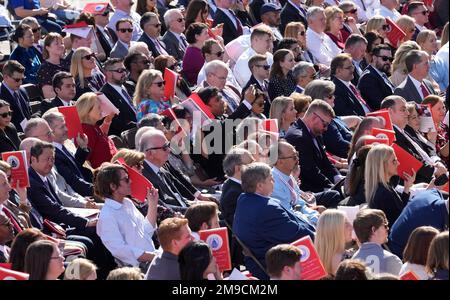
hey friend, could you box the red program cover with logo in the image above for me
[364,137,390,146]
[291,236,327,280]
[1,151,29,187]
[385,18,406,47]
[0,267,29,280]
[367,109,394,131]
[370,128,396,145]
[199,227,232,272]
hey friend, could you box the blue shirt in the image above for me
[9,0,40,10]
[271,167,319,226]
[9,45,41,84]
[430,56,449,91]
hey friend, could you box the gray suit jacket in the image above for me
[110,41,129,58]
[394,76,436,103]
[352,242,402,276]
[161,31,186,61]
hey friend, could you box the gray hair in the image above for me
[138,113,163,128]
[292,61,315,81]
[204,60,228,76]
[19,137,40,153]
[304,79,335,101]
[405,50,429,73]
[164,9,182,29]
[307,6,325,22]
[19,17,39,27]
[24,118,49,138]
[42,111,65,128]
[138,128,166,153]
[135,126,155,152]
[223,148,253,177]
[241,162,272,193]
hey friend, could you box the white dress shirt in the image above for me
[233,48,274,88]
[97,197,156,266]
[108,9,143,41]
[408,74,427,100]
[376,5,401,21]
[306,28,341,66]
[197,63,241,92]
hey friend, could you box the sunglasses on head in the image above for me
[0,111,12,118]
[118,28,133,33]
[152,80,166,87]
[256,64,271,70]
[32,26,41,33]
[382,24,391,31]
[82,53,96,60]
[345,8,358,14]
[376,55,394,62]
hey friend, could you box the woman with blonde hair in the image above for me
[37,32,70,99]
[70,47,105,99]
[426,231,449,280]
[396,16,416,42]
[314,209,354,276]
[324,6,357,50]
[76,92,117,168]
[284,22,316,64]
[417,30,439,56]
[291,93,312,119]
[364,144,415,226]
[390,41,420,87]
[64,258,97,280]
[366,16,389,40]
[269,96,297,138]
[134,69,171,122]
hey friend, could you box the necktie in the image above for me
[61,146,83,177]
[221,90,238,112]
[313,136,323,159]
[360,0,367,11]
[158,171,187,208]
[2,207,22,233]
[155,38,168,55]
[229,10,243,35]
[121,87,137,113]
[420,83,430,98]
[349,84,371,113]
[43,178,61,205]
[180,35,188,50]
[14,91,29,120]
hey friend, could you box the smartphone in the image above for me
[434,173,449,186]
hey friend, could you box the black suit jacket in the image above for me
[96,27,113,59]
[242,75,270,117]
[351,61,362,86]
[369,183,409,227]
[285,118,340,192]
[357,65,394,111]
[54,146,93,197]
[393,126,435,183]
[27,167,88,229]
[0,83,32,132]
[279,2,307,36]
[220,179,242,228]
[332,77,366,117]
[394,76,436,104]
[39,96,72,115]
[139,33,167,58]
[161,31,186,61]
[0,124,20,153]
[213,8,241,45]
[99,83,137,137]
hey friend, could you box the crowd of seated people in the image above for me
[0,0,448,281]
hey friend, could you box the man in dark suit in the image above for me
[234,162,315,280]
[380,95,446,184]
[92,4,115,60]
[242,54,270,117]
[123,52,151,97]
[407,2,429,41]
[139,12,169,58]
[291,61,316,94]
[285,100,343,193]
[162,8,187,61]
[110,19,134,59]
[43,111,93,197]
[344,34,368,86]
[213,0,244,45]
[0,61,32,132]
[279,0,308,36]
[331,53,370,117]
[100,58,137,137]
[394,50,436,103]
[358,44,395,111]
[40,72,76,115]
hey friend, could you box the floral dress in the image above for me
[136,98,171,122]
[436,122,449,166]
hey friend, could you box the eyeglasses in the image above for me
[120,176,130,183]
[150,23,162,28]
[375,55,394,62]
[415,10,429,15]
[100,11,110,17]
[255,64,271,70]
[342,65,355,70]
[278,151,299,160]
[299,31,305,36]
[345,8,358,14]
[382,24,391,31]
[108,68,128,74]
[118,28,133,33]
[313,112,330,127]
[82,53,96,60]
[139,59,151,65]
[152,80,166,87]
[146,142,171,151]
[32,26,41,33]
[0,111,12,118]
[211,50,224,57]
[326,94,335,99]
[11,76,24,83]
[176,18,185,23]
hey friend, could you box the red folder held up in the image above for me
[261,119,279,133]
[164,68,178,100]
[370,128,396,145]
[0,267,29,280]
[385,17,406,47]
[392,143,423,180]
[58,106,83,140]
[1,151,29,188]
[116,158,153,203]
[199,227,232,272]
[364,137,390,146]
[367,109,394,131]
[291,236,327,280]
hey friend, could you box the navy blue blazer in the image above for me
[332,77,366,117]
[54,147,93,197]
[0,83,32,132]
[357,65,394,111]
[285,118,341,192]
[27,167,88,229]
[220,179,242,228]
[394,76,436,104]
[233,192,315,279]
[242,75,270,117]
[279,2,307,36]
[388,189,448,259]
[138,33,167,58]
[322,117,352,159]
[212,8,241,45]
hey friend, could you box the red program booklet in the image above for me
[58,106,83,139]
[370,127,396,145]
[291,236,327,280]
[115,158,153,203]
[199,227,232,272]
[1,151,29,188]
[392,143,423,179]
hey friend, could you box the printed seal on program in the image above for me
[298,245,311,263]
[206,234,223,251]
[6,156,20,169]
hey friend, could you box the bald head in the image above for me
[19,137,41,162]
